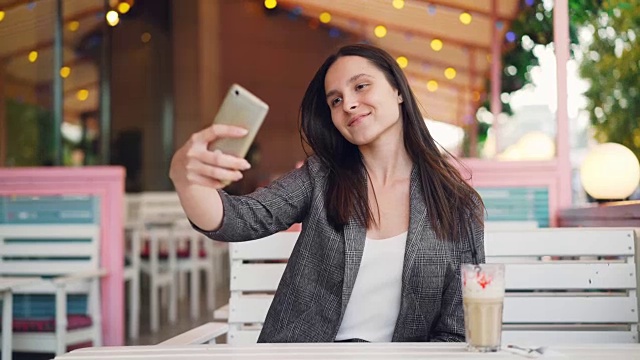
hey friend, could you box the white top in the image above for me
[335,231,407,342]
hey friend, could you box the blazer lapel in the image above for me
[341,217,366,315]
[392,166,441,341]
[401,167,428,287]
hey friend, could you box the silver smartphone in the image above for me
[208,84,269,158]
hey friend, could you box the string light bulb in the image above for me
[28,51,38,63]
[430,39,443,51]
[392,0,405,9]
[67,20,79,31]
[141,32,151,43]
[374,25,387,38]
[459,12,472,25]
[76,89,89,101]
[319,12,331,24]
[106,10,119,26]
[0,11,6,22]
[427,80,438,92]
[264,0,277,9]
[118,2,131,14]
[396,56,408,69]
[444,67,457,80]
[60,66,71,78]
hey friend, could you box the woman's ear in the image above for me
[397,92,403,104]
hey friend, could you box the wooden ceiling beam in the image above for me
[278,0,491,52]
[0,5,103,62]
[379,43,481,76]
[0,0,41,12]
[403,68,484,93]
[63,81,98,96]
[411,0,514,22]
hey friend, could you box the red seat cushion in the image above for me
[139,238,207,259]
[2,314,93,332]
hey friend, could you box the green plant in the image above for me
[577,0,640,159]
[5,100,54,166]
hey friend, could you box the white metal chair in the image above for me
[0,224,105,356]
[167,227,640,345]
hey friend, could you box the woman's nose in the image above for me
[343,96,359,112]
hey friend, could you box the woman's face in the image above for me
[324,56,403,146]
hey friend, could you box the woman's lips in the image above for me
[348,112,370,127]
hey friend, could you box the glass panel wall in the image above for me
[1,0,57,166]
[0,0,112,167]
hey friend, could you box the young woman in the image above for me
[169,44,485,343]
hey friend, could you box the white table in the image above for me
[54,342,640,359]
[0,276,40,360]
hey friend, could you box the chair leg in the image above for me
[90,279,103,347]
[55,286,68,356]
[190,268,200,320]
[2,292,12,360]
[129,273,140,339]
[161,286,169,308]
[179,271,188,300]
[207,265,215,311]
[151,280,159,333]
[169,276,178,324]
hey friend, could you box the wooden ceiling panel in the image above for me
[279,0,505,50]
[413,0,521,20]
[64,82,98,116]
[404,62,481,91]
[0,0,102,60]
[5,46,76,82]
[374,30,486,73]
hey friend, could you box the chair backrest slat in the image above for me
[231,263,285,292]
[485,228,636,257]
[231,232,298,260]
[0,224,100,277]
[499,263,637,290]
[504,296,638,323]
[229,295,272,323]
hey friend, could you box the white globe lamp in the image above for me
[580,143,640,201]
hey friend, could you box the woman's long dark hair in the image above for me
[299,44,484,241]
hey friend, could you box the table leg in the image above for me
[2,291,13,360]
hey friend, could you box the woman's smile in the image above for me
[348,112,371,127]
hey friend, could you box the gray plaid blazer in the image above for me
[195,155,485,343]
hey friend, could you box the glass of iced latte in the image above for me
[461,263,505,352]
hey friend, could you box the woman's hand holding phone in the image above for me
[170,83,266,231]
[169,123,252,190]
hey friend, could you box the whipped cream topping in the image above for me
[462,266,505,299]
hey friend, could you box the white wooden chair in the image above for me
[128,192,186,333]
[123,193,142,339]
[489,227,639,345]
[166,227,640,345]
[137,225,179,333]
[172,220,219,320]
[132,192,221,332]
[0,224,105,356]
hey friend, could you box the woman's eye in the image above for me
[331,97,342,106]
[356,83,369,91]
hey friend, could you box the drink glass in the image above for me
[461,263,505,352]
